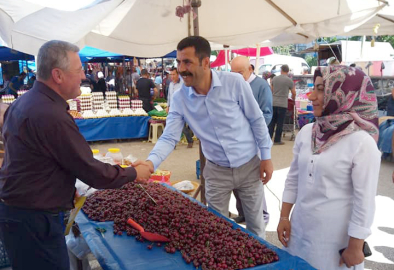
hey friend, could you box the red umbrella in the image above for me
[232,47,274,57]
[210,47,273,68]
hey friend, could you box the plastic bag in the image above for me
[66,232,91,260]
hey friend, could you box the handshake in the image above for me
[130,160,155,184]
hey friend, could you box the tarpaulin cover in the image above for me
[75,184,316,270]
[75,116,150,142]
[0,46,34,61]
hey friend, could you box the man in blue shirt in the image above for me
[136,36,273,238]
[231,56,273,224]
[7,72,26,98]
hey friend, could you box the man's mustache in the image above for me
[180,72,192,77]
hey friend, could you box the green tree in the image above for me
[305,54,318,67]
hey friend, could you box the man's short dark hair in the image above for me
[20,72,27,76]
[170,67,178,73]
[177,36,211,64]
[281,65,289,73]
[350,63,356,67]
[141,69,149,76]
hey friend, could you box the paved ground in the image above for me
[85,132,393,270]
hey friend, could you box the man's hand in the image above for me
[260,159,273,184]
[132,160,154,184]
[277,218,291,247]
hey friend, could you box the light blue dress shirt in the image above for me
[148,70,272,169]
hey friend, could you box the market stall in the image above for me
[75,116,150,142]
[76,184,315,270]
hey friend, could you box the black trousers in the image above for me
[268,106,287,143]
[182,125,193,143]
[0,202,69,270]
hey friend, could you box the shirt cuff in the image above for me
[348,221,372,240]
[147,155,160,171]
[260,148,271,160]
[282,190,297,204]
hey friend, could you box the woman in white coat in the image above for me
[277,65,380,270]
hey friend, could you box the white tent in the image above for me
[0,0,390,57]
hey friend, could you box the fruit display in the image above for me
[105,91,118,109]
[92,92,104,110]
[131,99,143,110]
[83,183,279,270]
[2,94,15,104]
[118,95,131,110]
[77,94,93,111]
[108,109,121,117]
[82,110,96,119]
[68,110,83,119]
[17,90,28,97]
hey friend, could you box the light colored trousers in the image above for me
[203,155,266,238]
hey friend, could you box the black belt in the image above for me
[1,198,64,217]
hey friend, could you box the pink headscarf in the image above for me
[311,66,379,154]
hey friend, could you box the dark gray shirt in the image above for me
[272,74,294,108]
[0,81,136,212]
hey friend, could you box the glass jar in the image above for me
[106,148,123,165]
[92,149,101,160]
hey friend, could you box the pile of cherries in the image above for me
[83,182,279,270]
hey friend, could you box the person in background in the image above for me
[277,66,380,270]
[86,70,96,90]
[154,72,163,95]
[269,73,276,90]
[125,69,133,95]
[268,65,296,145]
[0,72,10,97]
[230,56,273,224]
[28,75,36,89]
[301,66,309,75]
[231,56,273,125]
[7,72,26,98]
[136,69,157,112]
[166,67,193,148]
[386,87,394,117]
[0,40,152,270]
[95,71,106,96]
[135,36,273,238]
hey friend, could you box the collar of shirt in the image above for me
[33,81,69,110]
[187,70,222,97]
[247,73,256,84]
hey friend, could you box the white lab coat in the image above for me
[282,123,380,270]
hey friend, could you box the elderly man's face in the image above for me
[231,62,253,81]
[60,51,85,100]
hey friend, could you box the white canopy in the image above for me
[0,0,390,57]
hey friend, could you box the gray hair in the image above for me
[37,40,80,80]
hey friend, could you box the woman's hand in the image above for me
[339,237,365,268]
[339,246,364,268]
[277,218,291,247]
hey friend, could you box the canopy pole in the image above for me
[191,0,205,205]
[255,44,261,75]
[191,0,201,36]
[265,0,297,26]
[224,45,229,72]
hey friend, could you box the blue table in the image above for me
[75,116,150,141]
[76,185,316,270]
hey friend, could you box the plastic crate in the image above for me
[196,160,200,179]
[0,240,10,268]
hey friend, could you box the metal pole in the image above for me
[255,44,261,75]
[191,0,201,36]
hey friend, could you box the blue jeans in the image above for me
[268,106,287,143]
[0,201,69,270]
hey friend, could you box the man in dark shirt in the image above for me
[136,69,158,112]
[0,40,152,270]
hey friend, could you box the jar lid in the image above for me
[92,149,100,154]
[108,148,120,153]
